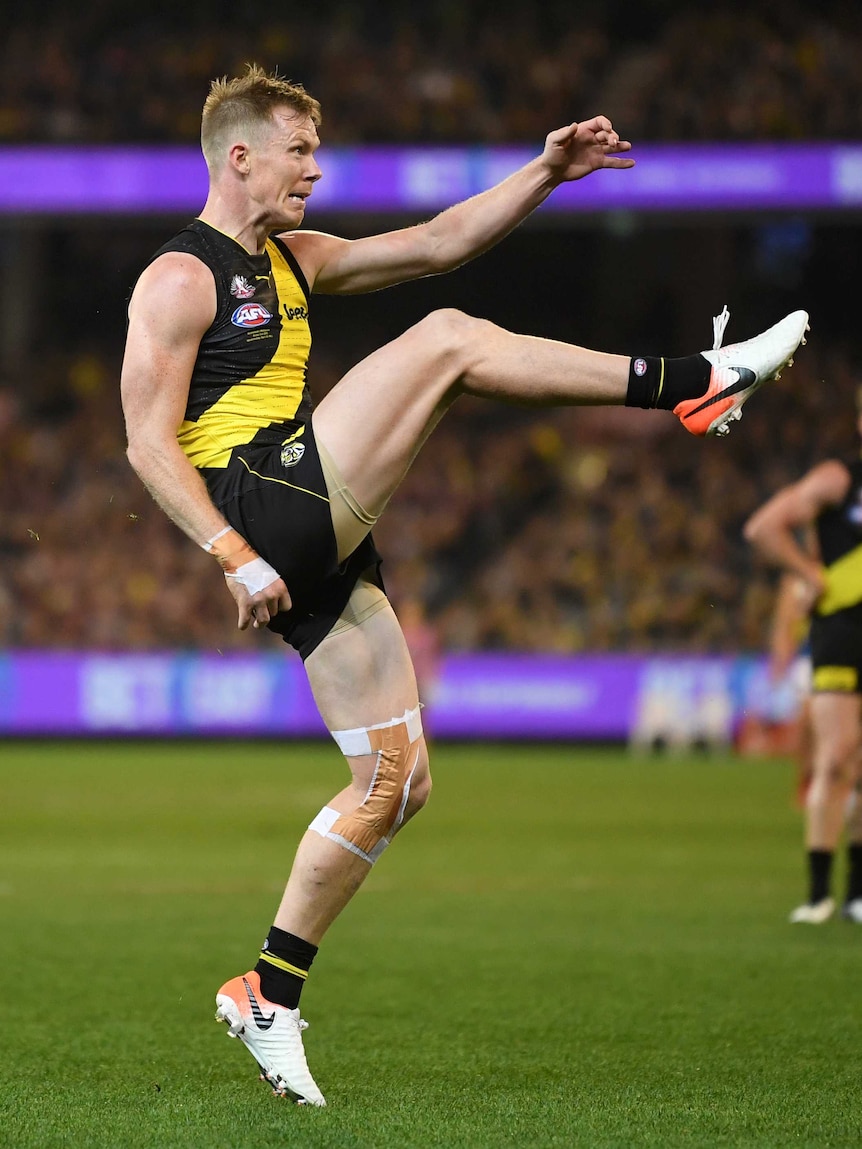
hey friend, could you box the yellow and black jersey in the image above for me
[815,457,862,621]
[147,218,313,474]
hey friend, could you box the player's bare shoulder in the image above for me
[800,458,853,506]
[273,229,347,291]
[129,250,217,338]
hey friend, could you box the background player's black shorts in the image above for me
[203,424,383,660]
[809,612,862,694]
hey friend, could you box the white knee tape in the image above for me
[309,804,394,864]
[309,705,424,864]
[329,705,423,757]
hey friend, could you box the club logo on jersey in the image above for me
[231,303,272,328]
[229,275,256,299]
[281,442,306,467]
[633,358,647,377]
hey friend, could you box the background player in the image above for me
[745,398,862,924]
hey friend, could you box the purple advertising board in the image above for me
[0,650,795,741]
[1,143,861,215]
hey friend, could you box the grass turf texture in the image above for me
[1,741,861,1148]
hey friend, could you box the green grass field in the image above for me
[2,740,861,1148]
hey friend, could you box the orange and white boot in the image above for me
[215,971,326,1106]
[675,307,809,437]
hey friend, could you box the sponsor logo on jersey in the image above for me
[283,304,309,321]
[231,303,272,328]
[633,357,647,377]
[229,275,256,299]
[281,442,306,467]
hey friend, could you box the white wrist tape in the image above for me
[202,525,234,552]
[224,556,281,596]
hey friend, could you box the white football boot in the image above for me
[788,897,835,924]
[675,307,809,437]
[215,971,326,1106]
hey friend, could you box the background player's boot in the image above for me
[215,971,326,1106]
[675,309,809,437]
[788,896,835,924]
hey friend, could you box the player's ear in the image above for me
[228,141,251,175]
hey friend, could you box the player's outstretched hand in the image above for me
[542,116,634,183]
[224,572,293,630]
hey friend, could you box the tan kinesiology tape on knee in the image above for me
[308,705,423,864]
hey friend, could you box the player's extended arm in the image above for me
[744,460,851,598]
[120,253,292,630]
[286,116,634,294]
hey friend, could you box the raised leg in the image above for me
[313,308,629,521]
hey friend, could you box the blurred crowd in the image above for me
[3,0,862,145]
[0,341,857,655]
[2,0,861,657]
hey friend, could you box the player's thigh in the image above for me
[312,310,479,517]
[809,691,862,767]
[304,590,421,733]
[305,596,431,801]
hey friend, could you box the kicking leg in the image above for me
[313,307,808,522]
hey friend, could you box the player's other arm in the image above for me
[744,460,851,598]
[284,116,634,295]
[769,573,813,680]
[120,254,291,630]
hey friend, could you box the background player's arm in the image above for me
[769,572,813,680]
[744,460,851,598]
[121,253,291,629]
[284,116,633,295]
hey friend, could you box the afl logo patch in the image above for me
[280,442,306,467]
[633,357,648,377]
[231,303,272,328]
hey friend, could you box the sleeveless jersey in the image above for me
[814,457,862,620]
[147,218,313,476]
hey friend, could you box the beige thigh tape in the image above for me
[316,434,378,562]
[325,577,390,642]
[309,705,423,864]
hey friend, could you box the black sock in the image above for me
[625,354,712,411]
[808,849,833,904]
[254,926,318,1010]
[846,843,862,902]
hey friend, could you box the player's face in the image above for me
[249,109,322,228]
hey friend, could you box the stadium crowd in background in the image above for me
[0,341,858,655]
[2,0,861,659]
[2,0,862,145]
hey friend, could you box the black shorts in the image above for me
[203,425,383,660]
[809,612,862,694]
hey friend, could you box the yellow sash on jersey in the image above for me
[177,239,311,469]
[816,543,862,615]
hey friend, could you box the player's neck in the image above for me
[198,194,270,256]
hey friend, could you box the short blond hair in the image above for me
[201,63,321,170]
